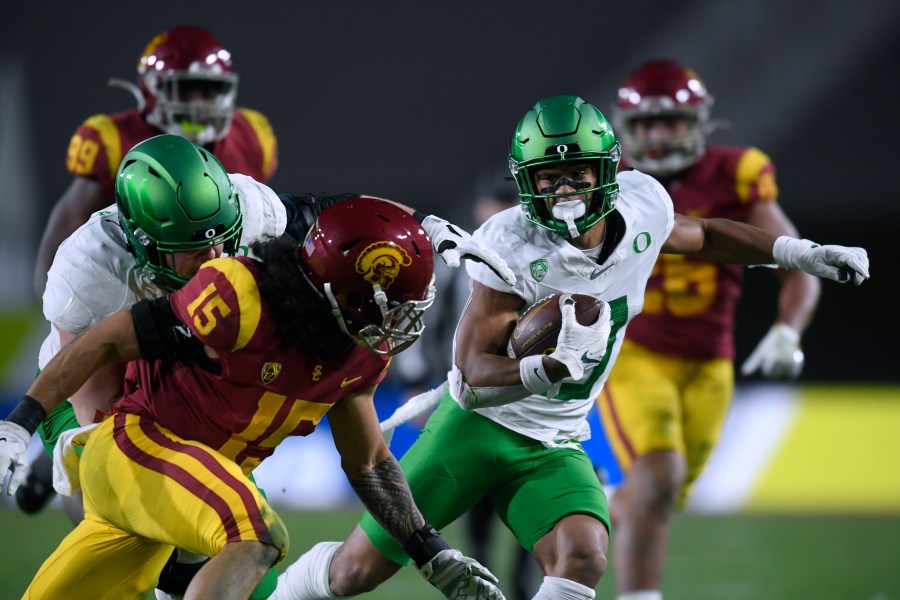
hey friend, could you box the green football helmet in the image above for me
[509,94,621,237]
[115,134,242,290]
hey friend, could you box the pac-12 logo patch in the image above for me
[261,362,282,384]
[530,259,549,282]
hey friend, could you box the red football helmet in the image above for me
[135,26,238,145]
[613,60,713,176]
[298,199,436,355]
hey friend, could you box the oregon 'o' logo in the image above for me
[556,144,569,154]
[633,231,652,253]
[204,228,217,239]
[355,242,412,290]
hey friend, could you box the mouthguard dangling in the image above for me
[551,200,585,238]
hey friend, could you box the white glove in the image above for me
[0,421,31,495]
[548,295,611,381]
[419,549,507,600]
[421,215,516,286]
[773,236,870,285]
[741,324,805,379]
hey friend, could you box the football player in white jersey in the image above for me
[8,133,514,600]
[271,95,869,600]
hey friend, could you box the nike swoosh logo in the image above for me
[581,352,602,365]
[533,368,545,382]
[589,264,613,280]
[340,376,363,388]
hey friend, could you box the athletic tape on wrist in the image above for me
[772,236,794,267]
[402,522,451,568]
[519,355,555,395]
[7,395,47,435]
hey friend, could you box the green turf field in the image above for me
[2,505,898,599]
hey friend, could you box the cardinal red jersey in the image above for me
[625,145,778,359]
[65,107,278,201]
[115,256,389,474]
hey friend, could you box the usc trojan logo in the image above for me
[355,242,412,290]
[261,362,282,385]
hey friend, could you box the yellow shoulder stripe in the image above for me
[238,108,277,178]
[204,258,262,352]
[83,114,123,181]
[735,147,778,203]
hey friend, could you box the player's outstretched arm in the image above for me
[328,388,506,600]
[664,214,870,285]
[0,310,139,494]
[740,202,821,379]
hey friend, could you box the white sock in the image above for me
[617,591,663,600]
[532,576,596,600]
[269,541,341,600]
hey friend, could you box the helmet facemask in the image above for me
[322,277,436,356]
[513,149,621,238]
[616,106,708,177]
[144,70,238,146]
[123,215,243,290]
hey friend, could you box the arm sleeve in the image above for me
[131,298,202,361]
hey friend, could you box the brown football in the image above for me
[508,293,603,358]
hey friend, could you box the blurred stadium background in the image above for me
[1,1,898,598]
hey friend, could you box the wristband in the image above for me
[519,355,555,395]
[402,522,451,568]
[7,395,47,435]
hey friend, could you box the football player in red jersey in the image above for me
[33,25,278,298]
[598,60,822,600]
[2,198,506,600]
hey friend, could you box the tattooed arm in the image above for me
[327,386,426,543]
[328,385,507,600]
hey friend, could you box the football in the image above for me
[508,293,603,358]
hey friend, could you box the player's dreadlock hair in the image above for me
[251,235,354,360]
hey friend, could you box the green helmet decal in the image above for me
[115,134,242,290]
[509,95,621,237]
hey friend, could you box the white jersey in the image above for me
[452,170,675,445]
[38,173,286,369]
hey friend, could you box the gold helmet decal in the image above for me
[139,32,168,69]
[355,241,412,290]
